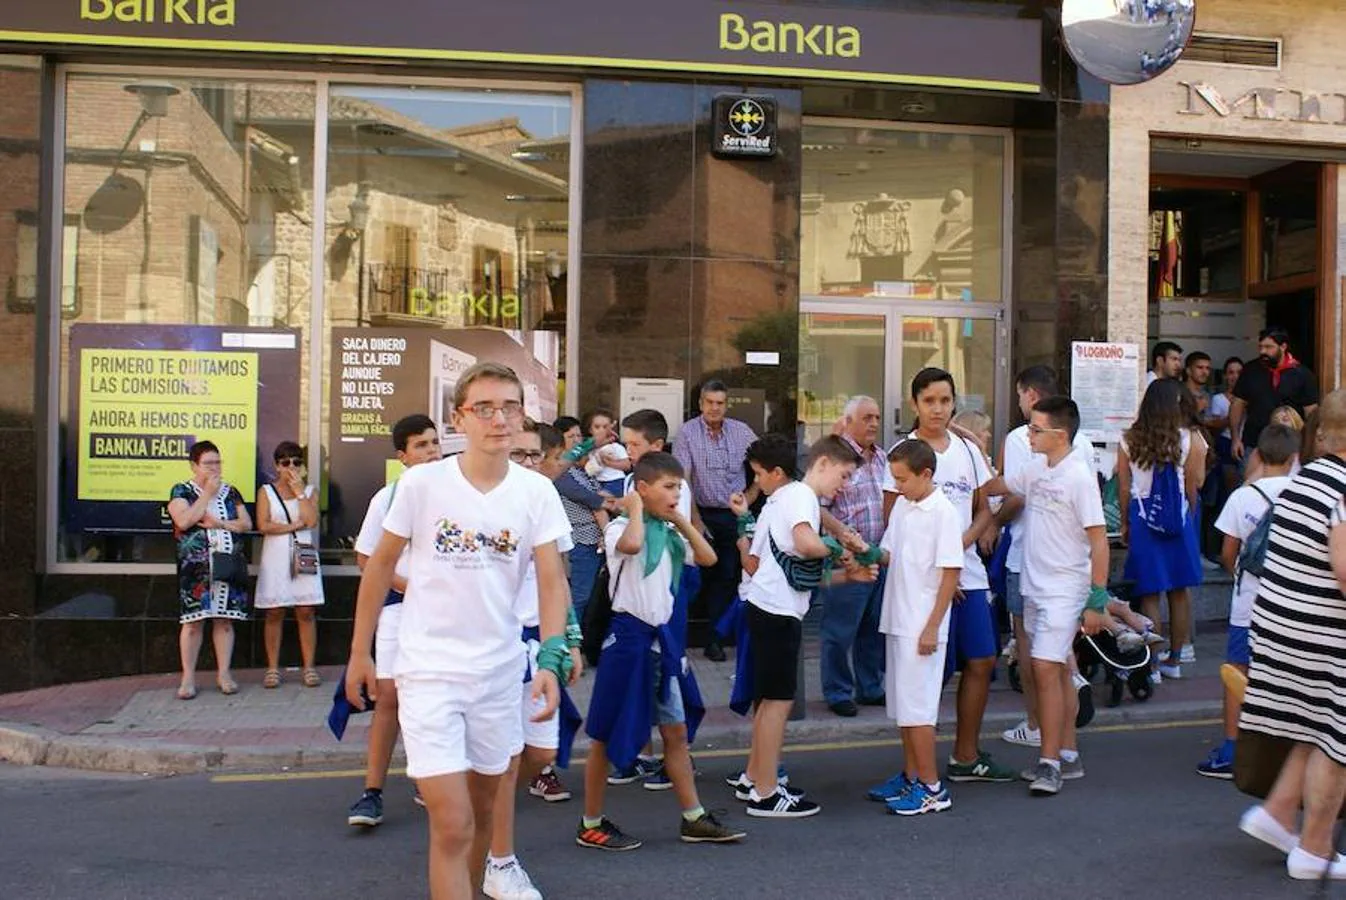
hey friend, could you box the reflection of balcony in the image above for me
[364,263,521,330]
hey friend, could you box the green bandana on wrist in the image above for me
[536,635,573,682]
[854,544,883,567]
[736,511,756,539]
[565,606,582,649]
[1085,585,1110,613]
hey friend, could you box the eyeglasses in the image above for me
[460,401,525,421]
[276,457,304,468]
[1026,424,1066,436]
[509,449,545,464]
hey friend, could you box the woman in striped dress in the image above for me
[1238,389,1345,881]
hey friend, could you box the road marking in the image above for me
[210,717,1219,784]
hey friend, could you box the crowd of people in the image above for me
[164,323,1345,896]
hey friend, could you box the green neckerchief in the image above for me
[639,512,685,589]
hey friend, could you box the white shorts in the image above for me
[884,634,946,727]
[397,664,524,779]
[521,641,560,751]
[1024,596,1085,664]
[375,604,402,681]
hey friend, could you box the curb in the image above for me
[0,697,1223,776]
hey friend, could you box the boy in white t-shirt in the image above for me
[988,396,1110,797]
[579,453,745,850]
[1197,423,1300,780]
[347,413,441,829]
[606,408,698,789]
[346,363,572,900]
[741,435,868,819]
[867,439,963,816]
[483,421,584,900]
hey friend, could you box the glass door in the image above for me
[800,299,1006,451]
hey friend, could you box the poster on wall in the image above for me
[65,324,302,533]
[1070,341,1140,443]
[326,327,560,545]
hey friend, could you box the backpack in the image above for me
[1235,484,1275,585]
[580,559,623,667]
[768,532,826,592]
[1139,462,1185,538]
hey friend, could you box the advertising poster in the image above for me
[66,324,302,533]
[326,327,560,544]
[1070,341,1140,443]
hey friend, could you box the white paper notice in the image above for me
[1070,341,1140,443]
[619,378,686,442]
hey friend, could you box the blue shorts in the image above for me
[1006,572,1024,617]
[1226,625,1251,667]
[945,589,999,681]
[649,649,686,727]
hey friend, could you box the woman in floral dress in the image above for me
[167,441,253,699]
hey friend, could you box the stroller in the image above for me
[1075,629,1154,707]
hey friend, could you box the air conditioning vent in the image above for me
[1184,33,1281,68]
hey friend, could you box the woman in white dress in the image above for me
[254,441,324,688]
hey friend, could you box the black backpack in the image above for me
[580,559,625,667]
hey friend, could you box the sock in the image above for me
[364,787,382,798]
[749,786,776,803]
[582,815,603,829]
[638,753,659,763]
[1060,749,1080,764]
[681,805,705,822]
[487,854,516,869]
[924,780,943,793]
[1039,757,1061,772]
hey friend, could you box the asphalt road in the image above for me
[0,722,1326,900]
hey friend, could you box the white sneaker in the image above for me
[1240,805,1299,855]
[1002,720,1042,747]
[1159,662,1182,680]
[1288,847,1346,880]
[484,860,543,900]
[1150,670,1163,686]
[1181,645,1196,663]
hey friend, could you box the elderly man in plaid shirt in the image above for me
[818,396,888,716]
[674,380,758,662]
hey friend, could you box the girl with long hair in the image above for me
[1119,379,1207,681]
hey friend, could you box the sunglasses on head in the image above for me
[276,457,304,468]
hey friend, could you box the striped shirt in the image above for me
[825,435,886,545]
[674,416,757,509]
[558,468,603,546]
[1242,455,1346,764]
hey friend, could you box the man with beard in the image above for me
[1231,329,1320,461]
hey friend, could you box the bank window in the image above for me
[801,124,1006,302]
[321,85,572,555]
[56,73,315,564]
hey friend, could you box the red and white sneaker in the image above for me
[528,766,572,802]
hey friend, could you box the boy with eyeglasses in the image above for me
[985,396,1110,797]
[348,413,441,829]
[346,363,572,900]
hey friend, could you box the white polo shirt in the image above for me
[383,457,570,680]
[883,433,992,591]
[744,480,821,621]
[604,518,676,628]
[878,488,964,640]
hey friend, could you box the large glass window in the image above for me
[320,85,571,555]
[52,72,574,568]
[801,124,1005,302]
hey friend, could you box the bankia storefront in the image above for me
[0,0,1108,688]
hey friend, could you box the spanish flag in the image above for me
[1158,210,1180,298]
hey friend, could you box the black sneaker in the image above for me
[576,817,643,851]
[1074,675,1096,729]
[680,811,747,843]
[348,790,384,827]
[828,699,858,718]
[745,789,821,819]
[704,640,727,662]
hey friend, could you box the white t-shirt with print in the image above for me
[1003,426,1097,574]
[604,517,676,628]
[883,433,992,590]
[878,488,964,640]
[1005,454,1106,604]
[1215,475,1292,628]
[355,482,411,584]
[744,480,821,620]
[382,457,571,680]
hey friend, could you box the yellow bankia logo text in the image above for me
[81,0,236,26]
[719,12,860,58]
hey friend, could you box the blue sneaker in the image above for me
[866,771,911,803]
[1197,746,1235,780]
[643,770,673,791]
[886,781,952,816]
[608,756,663,786]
